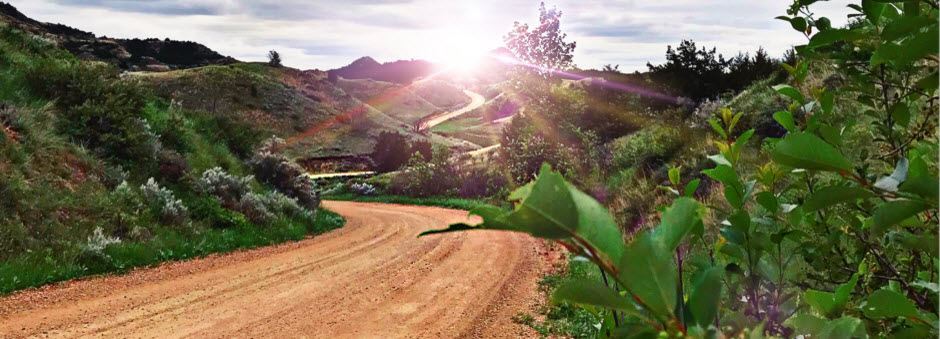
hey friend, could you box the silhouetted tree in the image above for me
[268,50,282,67]
[504,2,576,77]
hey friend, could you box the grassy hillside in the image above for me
[0,23,343,294]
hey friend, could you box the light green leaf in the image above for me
[771,132,853,172]
[803,185,874,212]
[785,313,827,336]
[817,316,867,339]
[652,198,702,251]
[773,111,797,132]
[618,233,676,320]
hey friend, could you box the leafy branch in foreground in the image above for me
[424,0,938,337]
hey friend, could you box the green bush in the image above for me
[610,124,682,170]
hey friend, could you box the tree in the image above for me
[504,2,576,76]
[267,50,282,67]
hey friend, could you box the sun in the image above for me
[428,28,492,75]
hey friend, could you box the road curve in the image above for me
[0,201,545,338]
[420,89,486,130]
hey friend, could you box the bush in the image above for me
[349,182,377,196]
[388,147,460,197]
[196,167,254,209]
[157,150,189,182]
[249,136,320,210]
[139,178,189,226]
[24,59,162,163]
[457,166,509,198]
[610,124,682,170]
[369,131,432,173]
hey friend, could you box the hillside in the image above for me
[0,2,235,71]
[327,57,435,84]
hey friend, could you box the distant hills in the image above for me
[0,2,235,71]
[327,57,436,84]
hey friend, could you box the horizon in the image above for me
[9,0,853,71]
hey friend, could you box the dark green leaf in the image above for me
[683,179,701,197]
[803,185,874,212]
[872,199,929,234]
[755,192,778,212]
[863,289,920,320]
[688,266,723,327]
[785,313,827,336]
[703,165,744,208]
[771,132,853,172]
[817,316,866,339]
[900,175,939,205]
[890,102,911,127]
[808,28,864,48]
[882,15,933,41]
[773,84,805,103]
[552,278,646,318]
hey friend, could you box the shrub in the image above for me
[349,182,377,196]
[23,59,162,163]
[196,167,254,208]
[610,124,682,170]
[139,178,189,226]
[388,147,460,197]
[249,136,320,210]
[157,150,189,182]
[457,166,509,198]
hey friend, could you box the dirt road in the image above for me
[0,201,547,338]
[419,89,486,130]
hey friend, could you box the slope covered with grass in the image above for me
[0,23,342,294]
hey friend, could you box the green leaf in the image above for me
[790,17,808,32]
[890,102,911,127]
[916,71,939,92]
[702,165,744,208]
[552,278,646,318]
[618,232,676,320]
[668,167,681,186]
[773,111,797,132]
[683,179,701,197]
[785,313,827,336]
[707,118,727,139]
[863,289,920,320]
[771,132,853,172]
[872,25,939,67]
[817,316,866,339]
[872,199,929,234]
[773,84,805,103]
[803,185,874,212]
[820,90,835,114]
[421,165,626,265]
[899,175,939,204]
[688,266,723,327]
[889,231,940,256]
[652,198,702,251]
[808,28,864,48]
[882,15,933,41]
[755,192,778,212]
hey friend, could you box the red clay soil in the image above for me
[0,201,550,338]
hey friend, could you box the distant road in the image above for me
[306,171,375,180]
[0,201,544,338]
[419,89,486,130]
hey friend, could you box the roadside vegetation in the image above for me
[415,1,938,338]
[0,23,339,294]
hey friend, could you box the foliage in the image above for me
[249,136,321,210]
[426,2,938,337]
[388,146,461,197]
[139,178,189,226]
[267,50,282,67]
[369,131,431,172]
[504,2,576,76]
[610,124,683,171]
[647,40,784,102]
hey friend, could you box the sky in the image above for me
[9,0,854,71]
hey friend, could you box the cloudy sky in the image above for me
[9,0,853,71]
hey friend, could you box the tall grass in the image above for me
[0,209,344,294]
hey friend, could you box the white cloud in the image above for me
[8,0,854,71]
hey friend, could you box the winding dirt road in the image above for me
[0,201,547,338]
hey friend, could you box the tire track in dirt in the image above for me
[0,201,546,338]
